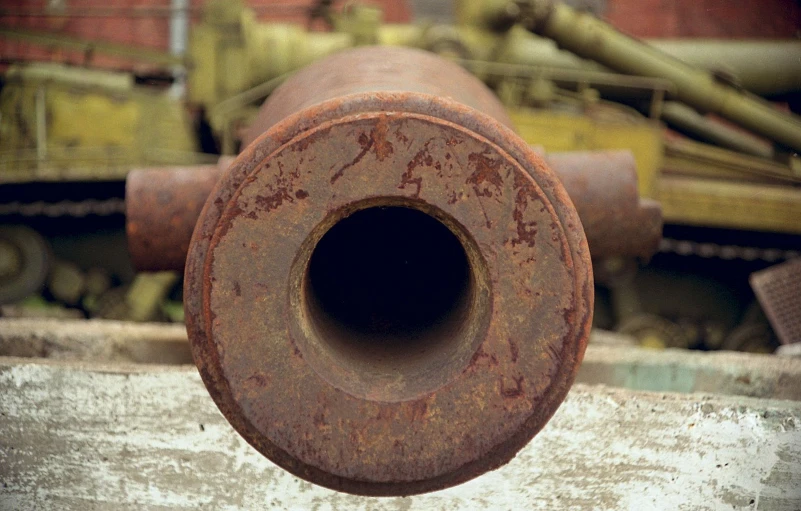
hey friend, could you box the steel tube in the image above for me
[125,160,231,272]
[544,150,662,259]
[660,102,773,159]
[522,0,801,152]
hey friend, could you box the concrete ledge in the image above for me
[578,345,801,401]
[0,318,191,365]
[2,319,799,400]
[1,358,800,510]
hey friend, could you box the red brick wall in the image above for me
[0,0,411,71]
[1,0,799,71]
[1,0,168,70]
[604,0,801,38]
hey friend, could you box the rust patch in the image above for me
[501,376,525,398]
[466,151,504,198]
[372,115,395,161]
[330,119,395,184]
[399,139,437,198]
[314,410,329,429]
[508,172,540,248]
[469,346,499,367]
[393,126,412,149]
[255,189,294,212]
[331,132,373,184]
[245,373,269,389]
[508,338,519,363]
[406,401,429,422]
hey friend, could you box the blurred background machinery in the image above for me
[0,0,799,354]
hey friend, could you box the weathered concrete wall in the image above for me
[0,358,800,510]
[0,319,190,364]
[2,319,799,401]
[577,344,801,401]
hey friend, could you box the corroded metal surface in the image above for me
[545,150,662,259]
[126,158,233,271]
[241,47,516,148]
[183,47,593,495]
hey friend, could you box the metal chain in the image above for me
[1,199,797,263]
[0,198,125,217]
[659,238,801,263]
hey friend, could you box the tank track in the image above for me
[0,198,125,217]
[659,238,800,263]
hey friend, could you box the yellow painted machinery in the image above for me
[178,0,801,236]
[0,62,202,183]
[0,62,203,314]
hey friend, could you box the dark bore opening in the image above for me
[308,206,470,343]
[293,201,491,401]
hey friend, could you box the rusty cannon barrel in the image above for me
[131,46,596,495]
[543,150,661,259]
[126,159,233,272]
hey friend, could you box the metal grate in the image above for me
[750,258,801,345]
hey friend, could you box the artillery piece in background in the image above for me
[0,0,799,352]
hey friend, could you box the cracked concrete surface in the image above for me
[0,357,799,510]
